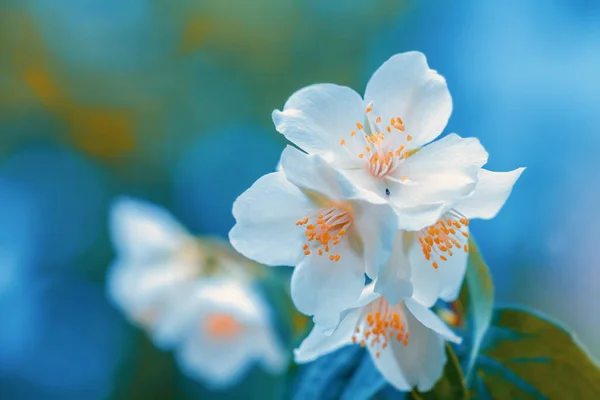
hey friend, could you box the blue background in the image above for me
[0,0,598,398]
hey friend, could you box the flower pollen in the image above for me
[340,102,413,179]
[296,205,352,261]
[205,313,242,339]
[352,298,409,357]
[418,210,470,269]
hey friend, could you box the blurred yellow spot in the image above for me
[292,311,311,336]
[66,107,135,158]
[179,17,214,54]
[22,66,136,159]
[24,66,65,106]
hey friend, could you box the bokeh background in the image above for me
[1,0,599,398]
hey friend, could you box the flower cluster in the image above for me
[107,198,287,389]
[230,51,524,391]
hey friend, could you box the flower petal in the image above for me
[107,258,197,337]
[291,240,365,325]
[294,307,362,363]
[390,134,488,227]
[407,228,469,307]
[393,202,450,232]
[455,168,525,220]
[364,52,452,149]
[374,232,413,306]
[273,84,366,168]
[404,298,461,344]
[230,171,313,266]
[257,326,288,374]
[279,145,358,202]
[370,303,447,392]
[110,197,190,261]
[350,199,398,279]
[176,332,253,389]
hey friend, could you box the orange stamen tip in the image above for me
[375,116,381,123]
[356,122,363,130]
[350,130,356,137]
[406,135,413,141]
[432,262,439,269]
[358,153,364,158]
[340,139,345,146]
[304,250,311,255]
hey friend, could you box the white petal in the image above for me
[370,303,447,392]
[167,278,283,388]
[273,84,365,168]
[257,327,288,374]
[106,259,197,334]
[110,197,189,261]
[294,307,362,363]
[350,199,398,279]
[455,168,525,220]
[230,171,313,266]
[150,280,200,349]
[374,232,413,306]
[177,333,253,390]
[364,52,452,149]
[404,299,461,344]
[407,229,468,307]
[279,146,358,202]
[391,134,488,226]
[291,240,364,325]
[340,168,389,203]
[394,202,450,232]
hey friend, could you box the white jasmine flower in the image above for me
[107,197,203,332]
[272,51,489,230]
[376,167,525,307]
[295,284,461,392]
[230,146,398,327]
[153,278,287,389]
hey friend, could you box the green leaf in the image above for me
[474,307,600,399]
[453,237,494,382]
[408,344,469,400]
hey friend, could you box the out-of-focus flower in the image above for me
[272,51,488,230]
[107,198,287,389]
[107,197,203,332]
[376,167,525,307]
[153,277,287,389]
[295,284,460,392]
[230,146,397,327]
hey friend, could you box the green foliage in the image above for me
[473,307,600,399]
[455,238,495,382]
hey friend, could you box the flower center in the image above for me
[205,313,242,339]
[418,210,470,269]
[339,101,413,179]
[352,298,409,358]
[296,205,353,261]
